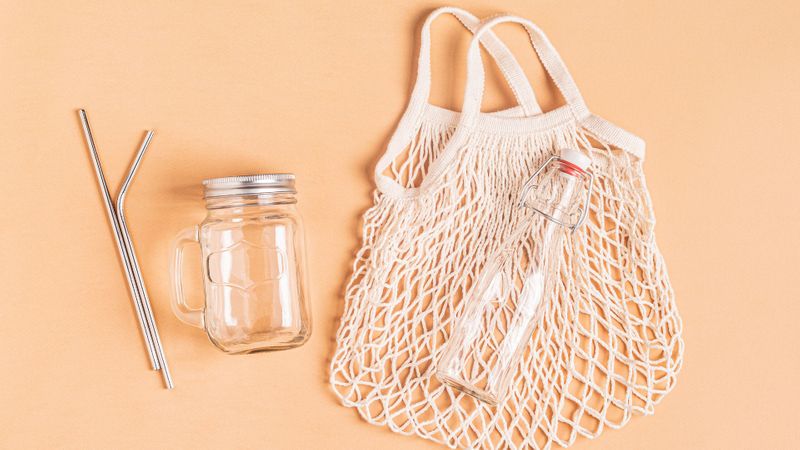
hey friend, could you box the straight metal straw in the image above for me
[78,109,173,389]
[79,110,159,370]
[116,131,174,389]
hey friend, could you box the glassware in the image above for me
[436,148,594,405]
[170,174,311,354]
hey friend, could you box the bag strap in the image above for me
[468,16,645,159]
[459,15,590,125]
[439,15,645,170]
[375,7,544,196]
[410,7,543,117]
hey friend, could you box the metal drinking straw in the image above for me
[117,131,173,389]
[78,109,173,389]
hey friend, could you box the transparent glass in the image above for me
[171,193,311,354]
[436,158,590,405]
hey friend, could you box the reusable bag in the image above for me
[330,7,684,449]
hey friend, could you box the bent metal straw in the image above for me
[78,109,173,389]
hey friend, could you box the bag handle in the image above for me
[410,7,543,116]
[460,15,590,126]
[374,7,544,196]
[458,15,646,160]
[412,15,592,192]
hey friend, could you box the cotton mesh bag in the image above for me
[330,7,684,449]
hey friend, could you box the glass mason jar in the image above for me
[436,149,593,405]
[170,174,311,354]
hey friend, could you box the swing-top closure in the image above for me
[518,148,594,232]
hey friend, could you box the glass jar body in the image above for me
[197,194,311,353]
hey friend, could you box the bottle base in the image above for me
[436,371,500,406]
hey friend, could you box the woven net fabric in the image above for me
[329,9,683,449]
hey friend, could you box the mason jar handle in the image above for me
[170,225,204,328]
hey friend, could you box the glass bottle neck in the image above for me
[539,212,567,255]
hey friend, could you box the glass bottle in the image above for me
[436,148,593,405]
[171,174,311,354]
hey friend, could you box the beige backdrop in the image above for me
[1,0,798,448]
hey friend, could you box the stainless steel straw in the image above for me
[78,109,174,389]
[116,131,173,389]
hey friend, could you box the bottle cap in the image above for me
[559,148,591,171]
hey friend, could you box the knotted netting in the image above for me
[329,8,683,449]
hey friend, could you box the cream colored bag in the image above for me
[330,7,683,449]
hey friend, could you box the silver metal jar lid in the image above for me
[202,173,296,199]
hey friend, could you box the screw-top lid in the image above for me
[202,173,296,199]
[559,148,592,171]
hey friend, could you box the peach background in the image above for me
[1,0,798,448]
